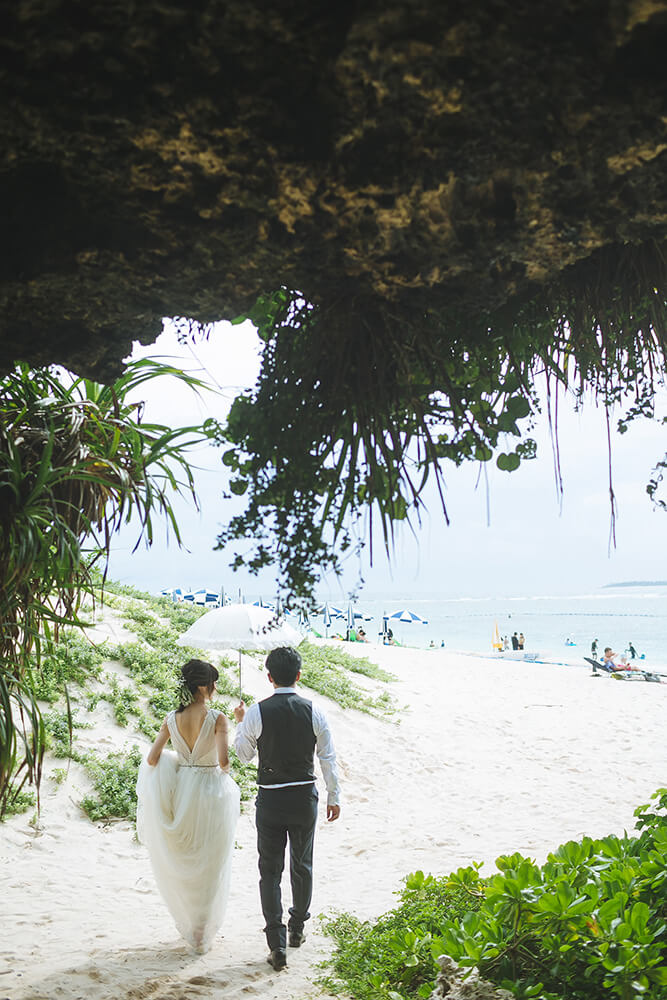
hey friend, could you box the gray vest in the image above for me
[257,692,316,786]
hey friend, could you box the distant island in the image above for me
[603,581,667,588]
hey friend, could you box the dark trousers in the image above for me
[255,784,319,951]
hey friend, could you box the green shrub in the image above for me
[298,642,397,717]
[301,640,396,682]
[436,791,667,999]
[0,787,36,820]
[107,675,141,726]
[321,870,482,999]
[29,631,107,702]
[42,709,88,760]
[81,745,143,822]
[228,748,258,803]
[327,790,667,1000]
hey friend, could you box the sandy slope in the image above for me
[2,633,666,1000]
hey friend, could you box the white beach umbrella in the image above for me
[176,603,302,698]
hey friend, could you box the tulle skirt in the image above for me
[136,751,241,952]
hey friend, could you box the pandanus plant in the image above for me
[0,359,219,818]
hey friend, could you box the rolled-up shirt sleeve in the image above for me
[312,704,341,807]
[233,702,262,762]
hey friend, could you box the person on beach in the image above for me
[511,632,519,650]
[233,646,341,973]
[518,633,525,650]
[602,647,617,668]
[136,660,240,953]
[591,638,599,658]
[628,641,637,660]
[601,647,632,672]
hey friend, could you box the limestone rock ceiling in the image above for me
[1,0,666,379]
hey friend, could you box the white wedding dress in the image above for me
[136,708,240,953]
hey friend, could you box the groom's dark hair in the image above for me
[266,646,301,686]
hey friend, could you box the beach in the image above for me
[2,633,666,1000]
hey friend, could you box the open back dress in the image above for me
[136,708,240,953]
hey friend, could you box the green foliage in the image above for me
[321,870,483,999]
[107,675,141,726]
[0,787,36,820]
[301,640,396,682]
[29,631,107,703]
[298,642,397,717]
[42,709,88,760]
[217,250,667,597]
[323,791,667,1000]
[81,745,143,823]
[227,747,258,803]
[0,359,221,814]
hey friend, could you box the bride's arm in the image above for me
[147,719,170,766]
[215,713,230,772]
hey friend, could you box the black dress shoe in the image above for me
[267,949,287,971]
[288,930,306,948]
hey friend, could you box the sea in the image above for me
[307,587,667,670]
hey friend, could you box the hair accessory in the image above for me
[178,677,194,707]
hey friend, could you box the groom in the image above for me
[233,646,341,972]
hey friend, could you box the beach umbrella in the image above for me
[176,603,302,699]
[160,587,183,603]
[192,588,220,606]
[322,602,332,637]
[387,609,429,625]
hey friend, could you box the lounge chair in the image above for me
[584,657,662,683]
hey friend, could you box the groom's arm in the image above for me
[233,702,262,762]
[312,704,341,819]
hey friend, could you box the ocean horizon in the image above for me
[159,583,667,670]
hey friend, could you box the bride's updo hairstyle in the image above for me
[176,659,219,712]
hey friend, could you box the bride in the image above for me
[136,659,240,953]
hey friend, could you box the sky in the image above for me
[106,321,667,602]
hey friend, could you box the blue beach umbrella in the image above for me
[160,587,184,603]
[192,588,220,606]
[388,609,429,625]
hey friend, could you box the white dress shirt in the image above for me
[234,687,341,807]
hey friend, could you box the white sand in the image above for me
[2,633,665,1000]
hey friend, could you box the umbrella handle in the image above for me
[238,650,243,702]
